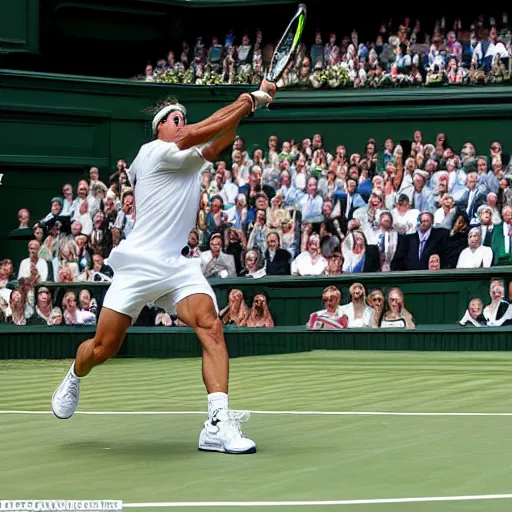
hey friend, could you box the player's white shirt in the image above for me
[113,139,205,262]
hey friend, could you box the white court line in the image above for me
[123,494,512,507]
[1,409,512,417]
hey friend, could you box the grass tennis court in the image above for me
[1,351,512,511]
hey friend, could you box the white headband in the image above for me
[151,103,187,136]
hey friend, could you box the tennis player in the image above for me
[51,80,276,454]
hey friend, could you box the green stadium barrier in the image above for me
[31,266,512,326]
[1,324,512,359]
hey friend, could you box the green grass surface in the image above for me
[1,351,512,511]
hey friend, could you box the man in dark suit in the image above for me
[332,177,365,223]
[391,211,448,271]
[264,232,291,275]
[238,170,274,208]
[475,204,495,247]
[458,172,487,221]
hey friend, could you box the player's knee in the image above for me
[196,310,221,332]
[198,315,224,352]
[92,334,122,363]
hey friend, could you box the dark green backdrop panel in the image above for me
[0,111,110,165]
[1,325,512,359]
[0,0,39,54]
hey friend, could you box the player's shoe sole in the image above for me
[198,443,257,454]
[198,446,256,455]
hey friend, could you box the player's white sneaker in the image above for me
[51,364,80,419]
[198,410,256,454]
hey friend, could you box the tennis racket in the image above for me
[265,3,307,83]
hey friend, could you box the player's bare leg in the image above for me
[176,293,228,393]
[51,307,132,419]
[177,293,256,454]
[75,308,132,376]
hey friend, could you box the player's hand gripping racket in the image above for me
[250,3,306,110]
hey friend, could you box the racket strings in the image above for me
[266,7,306,83]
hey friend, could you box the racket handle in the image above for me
[260,78,277,97]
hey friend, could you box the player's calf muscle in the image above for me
[92,335,123,362]
[75,334,122,374]
[75,309,130,374]
[92,319,127,361]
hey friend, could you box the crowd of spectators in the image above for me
[137,14,512,88]
[306,283,415,329]
[304,276,512,330]
[2,125,512,327]
[193,131,512,279]
[459,278,512,326]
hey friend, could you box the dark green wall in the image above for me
[2,324,512,359]
[1,69,512,260]
[0,0,39,55]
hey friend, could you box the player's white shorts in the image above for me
[102,248,218,323]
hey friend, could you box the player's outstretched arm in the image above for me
[201,118,239,163]
[175,80,276,151]
[175,94,252,151]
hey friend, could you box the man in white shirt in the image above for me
[113,190,135,239]
[456,227,493,268]
[472,26,508,71]
[353,188,384,231]
[364,210,398,272]
[219,169,239,206]
[17,240,49,282]
[61,184,74,216]
[434,194,455,229]
[207,162,226,198]
[200,233,236,278]
[410,170,435,214]
[71,180,96,220]
[276,170,296,207]
[51,80,276,455]
[298,176,324,223]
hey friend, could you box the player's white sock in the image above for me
[70,361,81,379]
[208,392,228,421]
